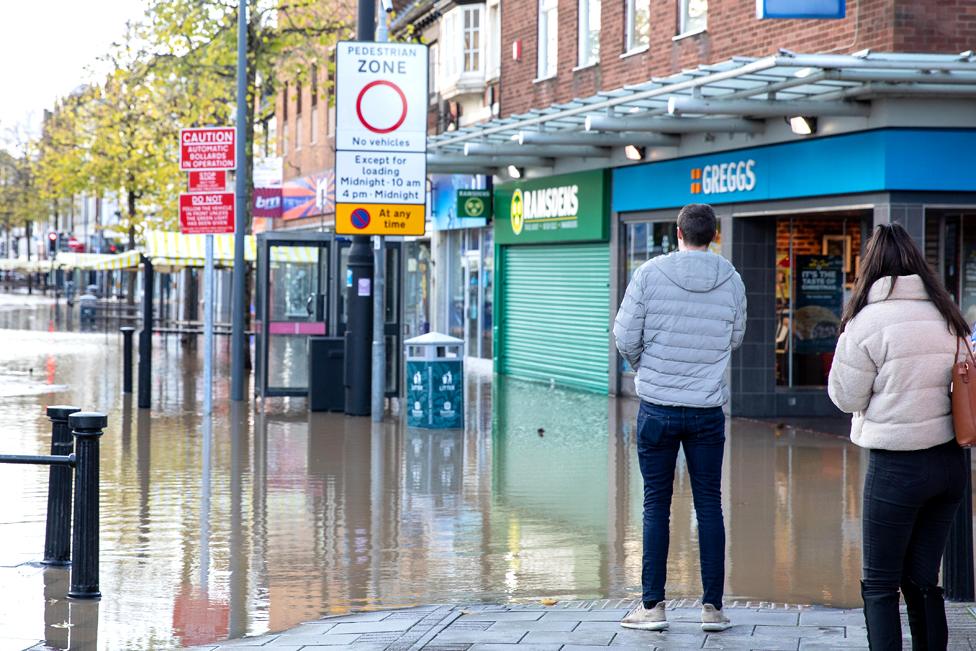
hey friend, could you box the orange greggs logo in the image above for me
[690,168,702,194]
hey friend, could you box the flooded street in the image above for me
[0,300,945,649]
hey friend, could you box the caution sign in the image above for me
[180,127,235,171]
[179,192,236,235]
[334,42,428,236]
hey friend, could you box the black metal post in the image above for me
[120,327,135,394]
[343,0,376,417]
[43,406,80,566]
[138,259,153,410]
[67,412,106,600]
[944,448,974,601]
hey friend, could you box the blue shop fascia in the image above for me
[610,128,976,418]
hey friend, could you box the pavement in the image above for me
[185,598,976,651]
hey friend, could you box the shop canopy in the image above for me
[426,51,976,175]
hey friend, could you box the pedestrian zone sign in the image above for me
[334,41,428,236]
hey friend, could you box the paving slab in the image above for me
[182,598,976,650]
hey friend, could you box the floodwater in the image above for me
[0,298,930,650]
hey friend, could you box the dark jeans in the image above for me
[862,440,967,650]
[636,401,726,608]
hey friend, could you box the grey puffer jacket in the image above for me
[614,251,747,408]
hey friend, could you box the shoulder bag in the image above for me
[951,337,976,447]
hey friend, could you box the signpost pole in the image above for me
[345,0,376,417]
[203,234,214,416]
[230,0,248,402]
[371,8,388,423]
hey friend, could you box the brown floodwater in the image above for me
[0,300,958,650]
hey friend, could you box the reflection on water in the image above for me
[0,302,912,650]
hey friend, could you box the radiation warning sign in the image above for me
[334,41,428,236]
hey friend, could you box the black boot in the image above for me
[862,580,903,650]
[900,580,927,651]
[919,585,947,651]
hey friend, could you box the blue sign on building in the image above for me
[612,129,976,214]
[757,0,845,19]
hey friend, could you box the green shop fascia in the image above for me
[493,169,611,393]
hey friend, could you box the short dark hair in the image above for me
[677,203,717,247]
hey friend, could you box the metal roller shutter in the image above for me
[499,243,610,392]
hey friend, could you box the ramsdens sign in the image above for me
[495,170,607,245]
[692,160,757,196]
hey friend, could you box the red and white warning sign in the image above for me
[188,169,227,193]
[180,127,235,171]
[335,42,428,153]
[179,192,235,235]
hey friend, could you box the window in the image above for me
[429,41,440,99]
[311,66,319,144]
[295,80,302,150]
[463,6,481,73]
[487,2,501,79]
[282,121,289,155]
[578,0,600,67]
[537,0,558,79]
[625,0,650,52]
[679,0,707,35]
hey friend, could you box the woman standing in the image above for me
[828,223,968,650]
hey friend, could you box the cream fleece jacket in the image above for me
[827,274,959,451]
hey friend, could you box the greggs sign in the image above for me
[495,170,607,245]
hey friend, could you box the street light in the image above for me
[507,165,523,179]
[624,145,645,161]
[788,116,818,135]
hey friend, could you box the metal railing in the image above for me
[0,407,107,599]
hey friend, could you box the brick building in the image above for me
[500,0,976,117]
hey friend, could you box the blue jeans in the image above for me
[636,401,726,608]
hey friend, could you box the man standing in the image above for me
[614,203,746,633]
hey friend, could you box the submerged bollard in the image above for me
[120,327,135,394]
[43,406,80,566]
[67,412,106,600]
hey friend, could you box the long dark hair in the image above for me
[840,223,970,336]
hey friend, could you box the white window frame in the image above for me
[461,5,482,74]
[577,0,601,68]
[537,0,559,80]
[486,1,501,80]
[429,41,440,100]
[625,0,650,53]
[678,0,707,37]
[282,121,289,155]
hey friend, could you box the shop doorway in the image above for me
[924,210,976,327]
[774,211,871,388]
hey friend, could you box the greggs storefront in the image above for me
[613,128,976,417]
[493,170,611,392]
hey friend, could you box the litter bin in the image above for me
[308,337,345,412]
[78,293,97,327]
[404,332,464,429]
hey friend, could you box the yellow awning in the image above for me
[0,258,52,273]
[143,230,257,265]
[52,251,142,271]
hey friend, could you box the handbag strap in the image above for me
[957,336,976,366]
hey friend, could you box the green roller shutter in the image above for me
[499,243,610,392]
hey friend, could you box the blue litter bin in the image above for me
[405,332,464,429]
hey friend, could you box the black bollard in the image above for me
[944,448,975,601]
[43,406,80,566]
[138,259,153,410]
[120,327,135,394]
[67,412,106,600]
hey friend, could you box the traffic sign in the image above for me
[188,170,227,193]
[336,203,425,236]
[180,127,235,170]
[179,192,236,234]
[335,42,428,153]
[334,41,428,236]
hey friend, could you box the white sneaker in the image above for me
[620,602,668,631]
[701,604,732,632]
